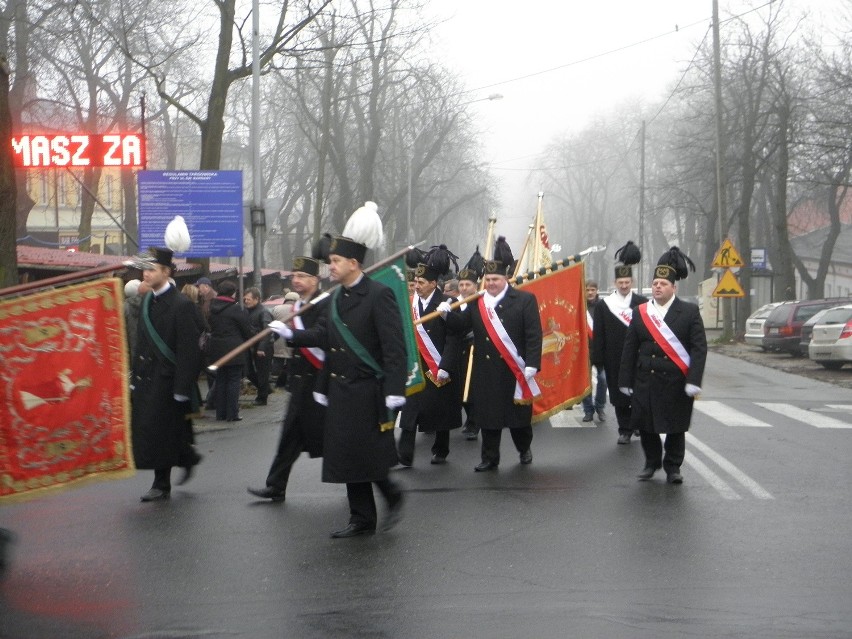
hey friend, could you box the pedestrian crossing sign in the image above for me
[712,269,745,298]
[712,239,745,268]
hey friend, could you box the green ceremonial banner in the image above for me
[370,256,425,396]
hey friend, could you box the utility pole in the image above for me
[250,0,265,291]
[638,119,646,288]
[713,0,733,338]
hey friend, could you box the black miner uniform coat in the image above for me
[618,297,707,434]
[399,292,462,433]
[590,292,647,409]
[283,293,328,458]
[446,286,542,430]
[290,276,407,483]
[131,286,202,469]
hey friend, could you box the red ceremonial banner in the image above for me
[0,278,134,503]
[520,262,591,423]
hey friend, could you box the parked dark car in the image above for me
[798,307,836,356]
[763,298,851,356]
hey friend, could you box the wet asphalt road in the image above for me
[2,351,852,639]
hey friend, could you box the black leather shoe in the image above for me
[582,413,594,422]
[617,433,631,445]
[330,523,375,538]
[177,451,203,486]
[519,449,533,464]
[430,454,447,465]
[247,486,286,501]
[227,416,243,422]
[140,488,170,502]
[667,471,684,484]
[383,492,404,532]
[474,460,499,472]
[637,465,660,480]
[465,432,478,441]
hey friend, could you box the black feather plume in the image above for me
[493,236,515,269]
[405,247,426,269]
[657,246,696,280]
[614,240,641,266]
[425,244,459,278]
[312,232,333,263]
[462,246,485,279]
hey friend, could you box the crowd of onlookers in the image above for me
[123,276,294,422]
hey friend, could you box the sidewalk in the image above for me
[193,382,289,433]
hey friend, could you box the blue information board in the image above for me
[138,170,244,258]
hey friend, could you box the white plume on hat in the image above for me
[164,215,191,253]
[342,201,383,249]
[124,279,141,297]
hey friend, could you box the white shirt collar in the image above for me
[418,289,436,307]
[652,295,675,317]
[483,283,509,308]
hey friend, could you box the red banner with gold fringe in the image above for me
[519,262,591,423]
[0,278,134,502]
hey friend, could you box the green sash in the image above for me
[329,287,383,379]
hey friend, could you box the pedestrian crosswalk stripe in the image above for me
[683,451,742,500]
[825,404,852,412]
[687,433,774,499]
[756,403,852,429]
[548,410,598,428]
[694,401,773,428]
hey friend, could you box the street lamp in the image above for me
[405,93,502,244]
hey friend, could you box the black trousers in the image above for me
[614,404,633,435]
[265,423,305,493]
[480,426,533,464]
[152,467,172,491]
[639,431,686,474]
[397,429,449,464]
[249,353,271,401]
[346,479,402,528]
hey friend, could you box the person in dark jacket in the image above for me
[439,237,543,472]
[581,280,607,422]
[207,280,253,422]
[244,286,274,405]
[397,258,462,466]
[269,201,406,538]
[130,248,203,502]
[619,247,707,484]
[248,257,327,502]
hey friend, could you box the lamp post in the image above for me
[405,93,502,244]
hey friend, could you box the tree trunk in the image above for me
[0,58,18,287]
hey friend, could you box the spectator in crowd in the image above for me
[207,280,253,422]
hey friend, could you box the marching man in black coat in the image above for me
[397,249,463,466]
[248,256,327,502]
[440,237,543,472]
[130,247,203,502]
[269,202,407,538]
[619,247,707,484]
[591,241,647,444]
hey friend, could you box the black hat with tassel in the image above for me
[484,236,515,277]
[613,240,641,279]
[458,245,485,283]
[654,246,695,283]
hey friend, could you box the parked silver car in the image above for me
[808,304,852,370]
[744,302,783,349]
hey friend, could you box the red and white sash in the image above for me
[637,302,690,376]
[478,297,541,402]
[412,297,446,386]
[586,310,594,338]
[603,294,634,328]
[293,300,325,370]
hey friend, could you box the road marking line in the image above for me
[687,433,774,500]
[825,404,852,412]
[548,411,598,428]
[683,451,741,500]
[756,402,852,429]
[694,400,773,427]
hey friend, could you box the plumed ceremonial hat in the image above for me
[330,201,384,263]
[654,246,695,283]
[484,236,515,277]
[414,244,458,282]
[613,240,641,279]
[312,233,333,264]
[291,256,320,277]
[458,245,485,283]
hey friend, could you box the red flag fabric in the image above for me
[0,278,134,503]
[519,262,591,423]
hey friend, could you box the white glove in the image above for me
[619,387,633,397]
[436,301,453,318]
[685,384,702,397]
[524,366,537,381]
[268,320,293,340]
[174,394,190,402]
[436,369,450,381]
[385,395,406,409]
[312,392,328,406]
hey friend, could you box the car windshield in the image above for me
[816,307,852,325]
[753,306,777,319]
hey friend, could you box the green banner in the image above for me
[370,257,425,396]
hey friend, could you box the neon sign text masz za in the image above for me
[11,134,146,168]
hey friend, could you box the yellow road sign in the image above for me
[712,269,745,298]
[712,239,745,268]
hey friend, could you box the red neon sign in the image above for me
[11,133,146,168]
